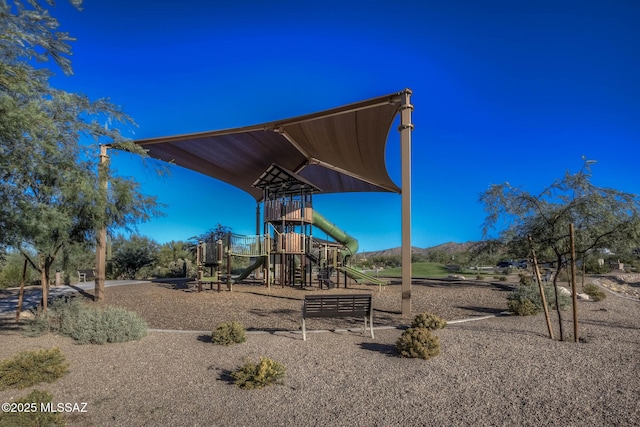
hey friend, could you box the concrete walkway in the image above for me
[0,280,150,316]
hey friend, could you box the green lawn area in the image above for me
[377,262,451,278]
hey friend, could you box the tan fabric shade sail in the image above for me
[134,89,410,200]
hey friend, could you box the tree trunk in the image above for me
[553,257,564,341]
[40,258,49,312]
[15,259,28,321]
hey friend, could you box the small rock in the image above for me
[18,310,35,319]
[577,293,590,300]
[558,286,571,296]
[448,274,466,280]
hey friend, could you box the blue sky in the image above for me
[48,0,639,251]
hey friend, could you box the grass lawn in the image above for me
[377,262,451,278]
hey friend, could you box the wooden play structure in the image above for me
[196,164,386,290]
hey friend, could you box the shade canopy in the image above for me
[134,89,410,201]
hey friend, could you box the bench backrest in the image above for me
[303,294,372,319]
[78,269,96,277]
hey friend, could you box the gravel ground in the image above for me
[0,278,638,426]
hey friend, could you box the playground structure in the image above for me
[196,164,386,290]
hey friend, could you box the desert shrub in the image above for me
[231,357,286,389]
[24,299,147,344]
[476,275,483,280]
[212,321,246,345]
[0,348,68,390]
[507,284,571,316]
[0,389,65,427]
[70,306,148,344]
[519,273,533,286]
[583,283,606,301]
[508,297,539,316]
[498,275,508,282]
[411,312,447,331]
[396,328,440,360]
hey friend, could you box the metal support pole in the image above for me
[95,144,109,304]
[399,89,414,317]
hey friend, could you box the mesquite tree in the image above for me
[480,160,640,340]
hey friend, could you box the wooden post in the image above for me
[95,144,108,303]
[399,89,413,317]
[569,224,579,343]
[15,258,28,321]
[529,235,554,340]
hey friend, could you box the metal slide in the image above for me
[312,210,358,262]
[337,265,387,287]
[313,210,386,286]
[233,256,264,283]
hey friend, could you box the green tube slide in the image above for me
[233,256,264,283]
[312,210,359,263]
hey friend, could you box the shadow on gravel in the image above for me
[359,342,398,357]
[245,291,301,302]
[580,319,640,331]
[455,305,507,315]
[197,334,212,343]
[212,368,235,385]
[458,324,552,339]
[245,327,295,334]
[0,317,24,333]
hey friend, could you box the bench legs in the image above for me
[302,316,374,341]
[364,313,375,339]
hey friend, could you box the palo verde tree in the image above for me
[1,0,161,309]
[480,159,640,339]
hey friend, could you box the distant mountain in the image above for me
[361,241,484,258]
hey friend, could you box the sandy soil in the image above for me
[0,277,638,426]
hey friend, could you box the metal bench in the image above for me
[301,294,374,341]
[77,269,96,282]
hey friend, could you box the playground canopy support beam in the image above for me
[95,144,108,304]
[400,90,413,318]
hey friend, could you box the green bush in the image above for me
[231,357,286,389]
[24,299,147,344]
[583,283,606,301]
[212,321,246,345]
[0,389,65,427]
[507,284,571,316]
[0,348,68,390]
[498,275,508,282]
[508,297,539,316]
[411,312,447,331]
[519,273,533,286]
[396,328,440,360]
[70,306,148,344]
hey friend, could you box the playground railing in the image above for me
[228,233,268,257]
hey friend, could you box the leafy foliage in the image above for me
[0,389,66,427]
[396,328,441,360]
[192,224,233,245]
[231,357,286,389]
[411,312,447,330]
[212,321,246,345]
[507,284,571,315]
[110,234,159,279]
[25,298,148,344]
[153,240,196,278]
[481,159,640,338]
[0,348,68,390]
[0,0,161,304]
